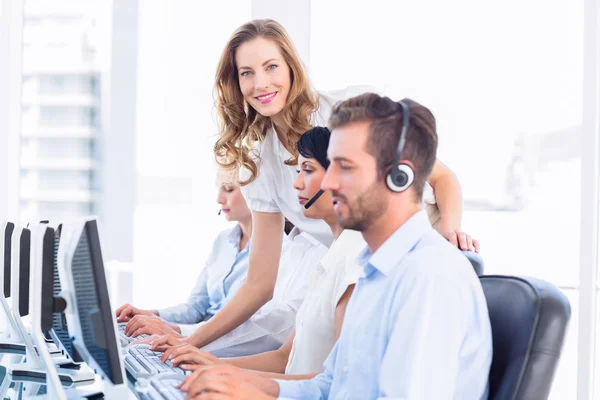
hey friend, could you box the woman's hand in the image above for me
[166,344,224,369]
[441,229,480,253]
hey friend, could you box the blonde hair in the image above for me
[213,19,317,185]
[216,165,239,186]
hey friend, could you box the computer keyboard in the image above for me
[124,345,187,380]
[118,322,150,347]
[140,374,186,400]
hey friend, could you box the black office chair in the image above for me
[480,276,571,400]
[462,250,484,276]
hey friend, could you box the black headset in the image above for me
[386,100,415,192]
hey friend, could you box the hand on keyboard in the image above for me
[128,343,151,350]
[115,303,158,323]
[125,346,189,379]
[167,344,224,369]
[149,334,187,356]
[118,322,152,348]
[130,334,160,346]
[179,364,276,400]
[124,314,183,337]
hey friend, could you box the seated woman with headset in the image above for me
[115,167,254,331]
[150,126,481,394]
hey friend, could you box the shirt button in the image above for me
[343,365,348,373]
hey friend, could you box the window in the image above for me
[19,0,107,224]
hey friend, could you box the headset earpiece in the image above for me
[386,163,415,193]
[385,100,415,193]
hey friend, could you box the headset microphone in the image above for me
[304,189,324,209]
[218,210,222,216]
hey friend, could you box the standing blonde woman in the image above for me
[150,19,477,352]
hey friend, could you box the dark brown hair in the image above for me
[328,93,438,200]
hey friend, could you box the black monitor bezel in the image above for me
[3,222,14,298]
[18,228,31,317]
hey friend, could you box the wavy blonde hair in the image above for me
[213,19,317,185]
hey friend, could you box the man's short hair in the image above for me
[328,93,438,200]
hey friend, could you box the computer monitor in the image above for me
[41,226,57,334]
[47,224,81,363]
[18,228,31,318]
[11,227,31,325]
[3,221,14,299]
[28,225,96,399]
[29,226,61,397]
[8,226,44,379]
[57,218,126,397]
[6,224,94,382]
[0,221,21,350]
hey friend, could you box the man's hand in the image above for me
[441,229,480,253]
[115,303,157,323]
[124,314,182,338]
[179,364,276,400]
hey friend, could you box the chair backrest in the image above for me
[462,250,484,276]
[480,276,571,400]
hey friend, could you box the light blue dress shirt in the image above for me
[158,224,249,324]
[276,210,492,400]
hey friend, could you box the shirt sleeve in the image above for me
[157,267,211,324]
[330,232,364,308]
[197,237,325,358]
[331,257,362,310]
[275,340,338,400]
[239,160,280,213]
[377,267,467,399]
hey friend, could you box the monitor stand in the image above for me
[0,336,25,354]
[0,333,64,356]
[7,361,96,385]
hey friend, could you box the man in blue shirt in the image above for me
[180,94,492,399]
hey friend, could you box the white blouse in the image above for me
[239,86,438,246]
[285,229,366,375]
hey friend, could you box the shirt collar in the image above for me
[287,226,322,248]
[357,209,432,277]
[227,224,248,248]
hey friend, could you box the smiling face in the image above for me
[293,154,334,220]
[322,121,389,232]
[235,37,291,119]
[215,169,251,223]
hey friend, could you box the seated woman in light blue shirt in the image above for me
[115,167,253,333]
